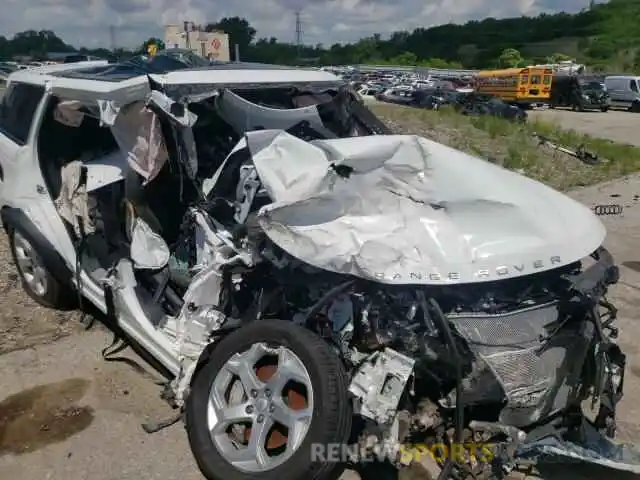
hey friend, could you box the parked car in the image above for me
[0,65,14,92]
[0,60,629,480]
[356,85,382,101]
[376,88,415,105]
[410,88,464,109]
[550,75,610,112]
[604,75,640,112]
[454,92,528,122]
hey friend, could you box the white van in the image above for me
[604,75,640,112]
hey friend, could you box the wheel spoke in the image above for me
[226,343,269,394]
[267,347,311,394]
[247,417,272,468]
[225,417,274,469]
[210,402,253,435]
[32,266,47,292]
[13,233,48,296]
[226,358,262,394]
[15,250,31,271]
[271,397,312,448]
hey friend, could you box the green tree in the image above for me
[457,44,480,67]
[8,30,72,59]
[498,48,523,67]
[391,52,417,65]
[139,37,164,54]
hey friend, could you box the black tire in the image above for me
[631,101,640,113]
[186,319,353,480]
[8,227,74,309]
[601,106,609,112]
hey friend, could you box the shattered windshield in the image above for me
[583,81,605,91]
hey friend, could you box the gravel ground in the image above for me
[0,233,84,355]
[530,108,640,147]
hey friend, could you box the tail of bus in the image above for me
[518,67,553,105]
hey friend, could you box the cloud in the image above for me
[0,0,599,49]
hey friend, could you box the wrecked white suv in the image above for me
[0,60,636,479]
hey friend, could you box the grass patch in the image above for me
[369,103,640,191]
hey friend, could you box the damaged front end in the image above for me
[52,71,637,479]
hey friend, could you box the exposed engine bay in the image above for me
[48,77,639,478]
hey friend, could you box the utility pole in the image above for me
[295,10,303,63]
[109,25,116,51]
[183,21,192,50]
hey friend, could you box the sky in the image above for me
[0,0,599,50]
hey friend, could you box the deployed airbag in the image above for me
[241,130,605,285]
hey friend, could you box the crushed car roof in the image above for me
[8,59,343,104]
[51,60,326,82]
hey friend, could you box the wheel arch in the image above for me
[1,205,73,287]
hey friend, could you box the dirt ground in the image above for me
[0,233,84,355]
[2,107,640,479]
[530,107,640,147]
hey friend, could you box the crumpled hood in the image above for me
[243,130,605,285]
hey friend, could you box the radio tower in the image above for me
[295,10,303,62]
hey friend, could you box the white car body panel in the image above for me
[0,89,107,310]
[245,130,605,284]
[148,67,340,86]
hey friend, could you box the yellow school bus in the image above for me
[475,67,553,105]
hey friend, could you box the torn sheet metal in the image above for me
[83,151,128,192]
[215,88,326,135]
[202,136,248,197]
[146,90,198,127]
[515,422,640,474]
[146,90,198,179]
[147,70,341,102]
[240,130,605,285]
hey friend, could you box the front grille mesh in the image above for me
[449,303,563,408]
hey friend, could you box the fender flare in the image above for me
[1,206,73,286]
